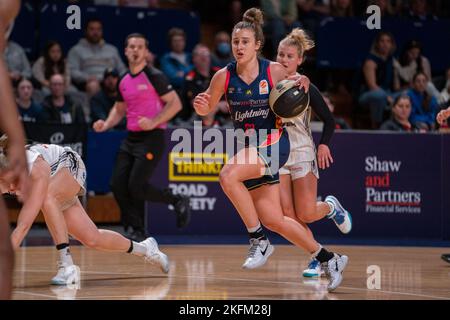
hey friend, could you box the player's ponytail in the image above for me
[233,7,265,52]
[280,28,315,57]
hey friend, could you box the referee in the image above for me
[93,33,190,241]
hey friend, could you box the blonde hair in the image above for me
[280,28,315,57]
[233,8,265,51]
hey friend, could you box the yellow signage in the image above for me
[169,153,228,182]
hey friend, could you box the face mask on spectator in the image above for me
[217,42,231,56]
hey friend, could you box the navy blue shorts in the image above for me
[243,129,290,191]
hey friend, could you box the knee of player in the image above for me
[79,232,101,249]
[296,210,316,224]
[219,168,236,190]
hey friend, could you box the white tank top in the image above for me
[281,106,316,162]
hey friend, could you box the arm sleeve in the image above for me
[145,67,174,97]
[309,83,335,146]
[115,75,125,102]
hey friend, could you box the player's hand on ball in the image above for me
[288,74,310,93]
[193,93,211,116]
[317,144,333,169]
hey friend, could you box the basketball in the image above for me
[269,79,310,119]
[0,0,20,27]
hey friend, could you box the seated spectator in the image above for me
[160,28,193,93]
[67,18,126,97]
[380,94,419,131]
[181,44,228,127]
[296,0,330,35]
[118,0,159,7]
[406,0,438,21]
[90,68,126,130]
[407,72,439,131]
[42,74,86,124]
[4,39,31,85]
[359,31,400,129]
[330,0,354,17]
[261,0,302,53]
[366,0,396,17]
[322,92,351,129]
[32,41,72,95]
[438,67,450,106]
[16,78,45,123]
[210,31,233,69]
[393,40,439,99]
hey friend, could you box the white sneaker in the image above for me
[302,259,324,278]
[326,196,352,234]
[242,238,274,269]
[321,254,348,292]
[51,263,80,286]
[141,237,170,274]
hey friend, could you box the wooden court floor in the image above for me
[12,245,450,300]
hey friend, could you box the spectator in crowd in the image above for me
[32,41,72,95]
[210,31,233,69]
[322,92,351,129]
[359,31,400,129]
[407,71,439,131]
[379,94,419,131]
[438,67,450,106]
[261,0,302,53]
[296,0,330,36]
[118,0,159,7]
[330,0,354,16]
[67,18,126,97]
[42,74,86,124]
[16,78,45,123]
[3,39,31,85]
[393,40,439,99]
[160,28,193,93]
[182,44,228,127]
[407,0,438,21]
[90,68,126,130]
[366,0,396,17]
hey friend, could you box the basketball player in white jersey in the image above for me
[0,136,170,285]
[0,0,29,299]
[276,28,352,278]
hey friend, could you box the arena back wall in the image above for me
[86,130,450,243]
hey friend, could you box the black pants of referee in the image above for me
[110,129,177,233]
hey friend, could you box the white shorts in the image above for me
[279,155,319,181]
[62,149,87,197]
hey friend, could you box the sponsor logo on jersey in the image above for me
[259,80,269,94]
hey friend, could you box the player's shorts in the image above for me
[58,148,87,211]
[279,156,319,181]
[243,128,290,191]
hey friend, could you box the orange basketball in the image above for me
[0,0,21,28]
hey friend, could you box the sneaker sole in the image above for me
[242,245,275,270]
[327,195,352,234]
[327,255,349,292]
[302,271,320,278]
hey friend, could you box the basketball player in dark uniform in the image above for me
[194,8,348,292]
